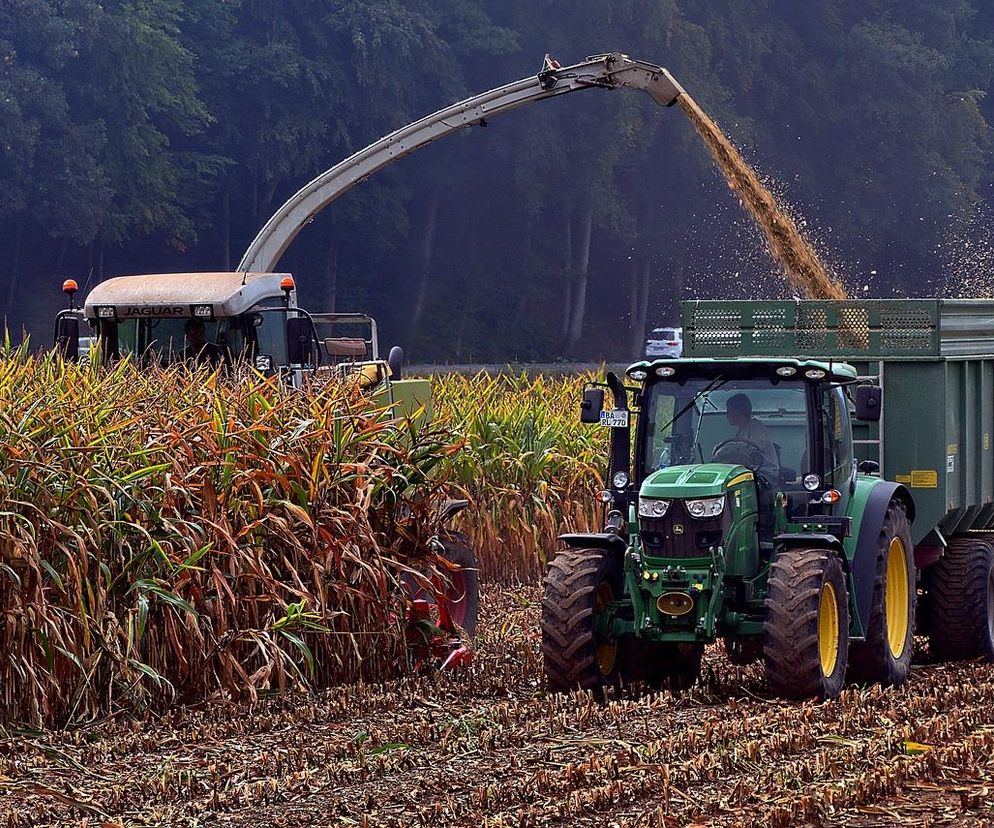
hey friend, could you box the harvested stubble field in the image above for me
[3,363,994,825]
[2,586,994,827]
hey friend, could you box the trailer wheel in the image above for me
[926,536,994,662]
[848,500,915,686]
[541,548,622,694]
[764,548,849,699]
[622,639,703,691]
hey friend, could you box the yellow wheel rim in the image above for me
[819,582,840,677]
[595,581,617,675]
[886,537,910,658]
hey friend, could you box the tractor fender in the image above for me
[847,480,915,632]
[558,532,628,555]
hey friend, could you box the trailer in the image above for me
[542,299,994,699]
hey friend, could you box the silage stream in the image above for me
[678,94,847,301]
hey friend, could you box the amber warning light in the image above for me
[280,276,295,292]
[62,279,78,294]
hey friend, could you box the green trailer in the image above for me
[541,299,994,699]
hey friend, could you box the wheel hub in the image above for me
[886,537,910,658]
[819,582,839,677]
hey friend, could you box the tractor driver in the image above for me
[719,393,779,481]
[184,319,224,369]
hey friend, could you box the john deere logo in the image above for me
[673,524,685,535]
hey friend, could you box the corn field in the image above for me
[0,348,460,726]
[430,372,607,583]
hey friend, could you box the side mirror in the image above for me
[387,345,404,379]
[855,385,882,422]
[285,316,312,365]
[56,315,80,361]
[581,388,605,424]
[858,459,880,475]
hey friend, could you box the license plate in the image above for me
[599,409,630,428]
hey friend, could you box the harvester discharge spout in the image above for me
[238,52,685,274]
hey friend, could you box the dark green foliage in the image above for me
[3,1,994,358]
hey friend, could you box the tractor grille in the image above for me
[640,498,730,559]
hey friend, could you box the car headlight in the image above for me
[686,496,725,518]
[638,497,670,519]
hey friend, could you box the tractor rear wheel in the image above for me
[622,639,703,691]
[848,500,915,686]
[764,548,849,699]
[926,535,994,662]
[541,548,622,693]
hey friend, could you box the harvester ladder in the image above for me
[853,360,884,476]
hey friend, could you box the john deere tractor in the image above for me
[542,300,931,699]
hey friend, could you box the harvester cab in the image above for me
[544,300,922,700]
[53,272,431,423]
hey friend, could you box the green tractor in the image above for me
[542,301,926,699]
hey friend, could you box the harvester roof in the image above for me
[82,272,293,321]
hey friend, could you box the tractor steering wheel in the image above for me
[711,437,766,472]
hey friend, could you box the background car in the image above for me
[645,326,682,358]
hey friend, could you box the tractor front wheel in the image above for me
[927,535,994,662]
[541,547,622,694]
[764,548,849,699]
[848,500,915,686]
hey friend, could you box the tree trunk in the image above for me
[636,257,651,357]
[628,257,641,357]
[221,189,231,271]
[324,237,339,312]
[567,203,593,350]
[408,190,439,350]
[55,237,70,276]
[4,217,24,316]
[560,209,573,347]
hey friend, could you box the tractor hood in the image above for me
[641,463,754,499]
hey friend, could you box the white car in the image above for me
[646,326,682,358]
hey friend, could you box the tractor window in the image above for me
[822,386,854,486]
[643,377,810,485]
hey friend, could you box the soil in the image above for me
[2,585,992,827]
[679,94,848,301]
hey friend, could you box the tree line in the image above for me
[2,0,993,361]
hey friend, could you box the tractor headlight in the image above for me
[638,497,670,519]
[686,496,725,518]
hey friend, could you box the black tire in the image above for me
[764,548,850,699]
[926,535,994,662]
[541,548,622,693]
[848,500,915,686]
[724,636,763,666]
[621,639,703,691]
[438,531,479,637]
